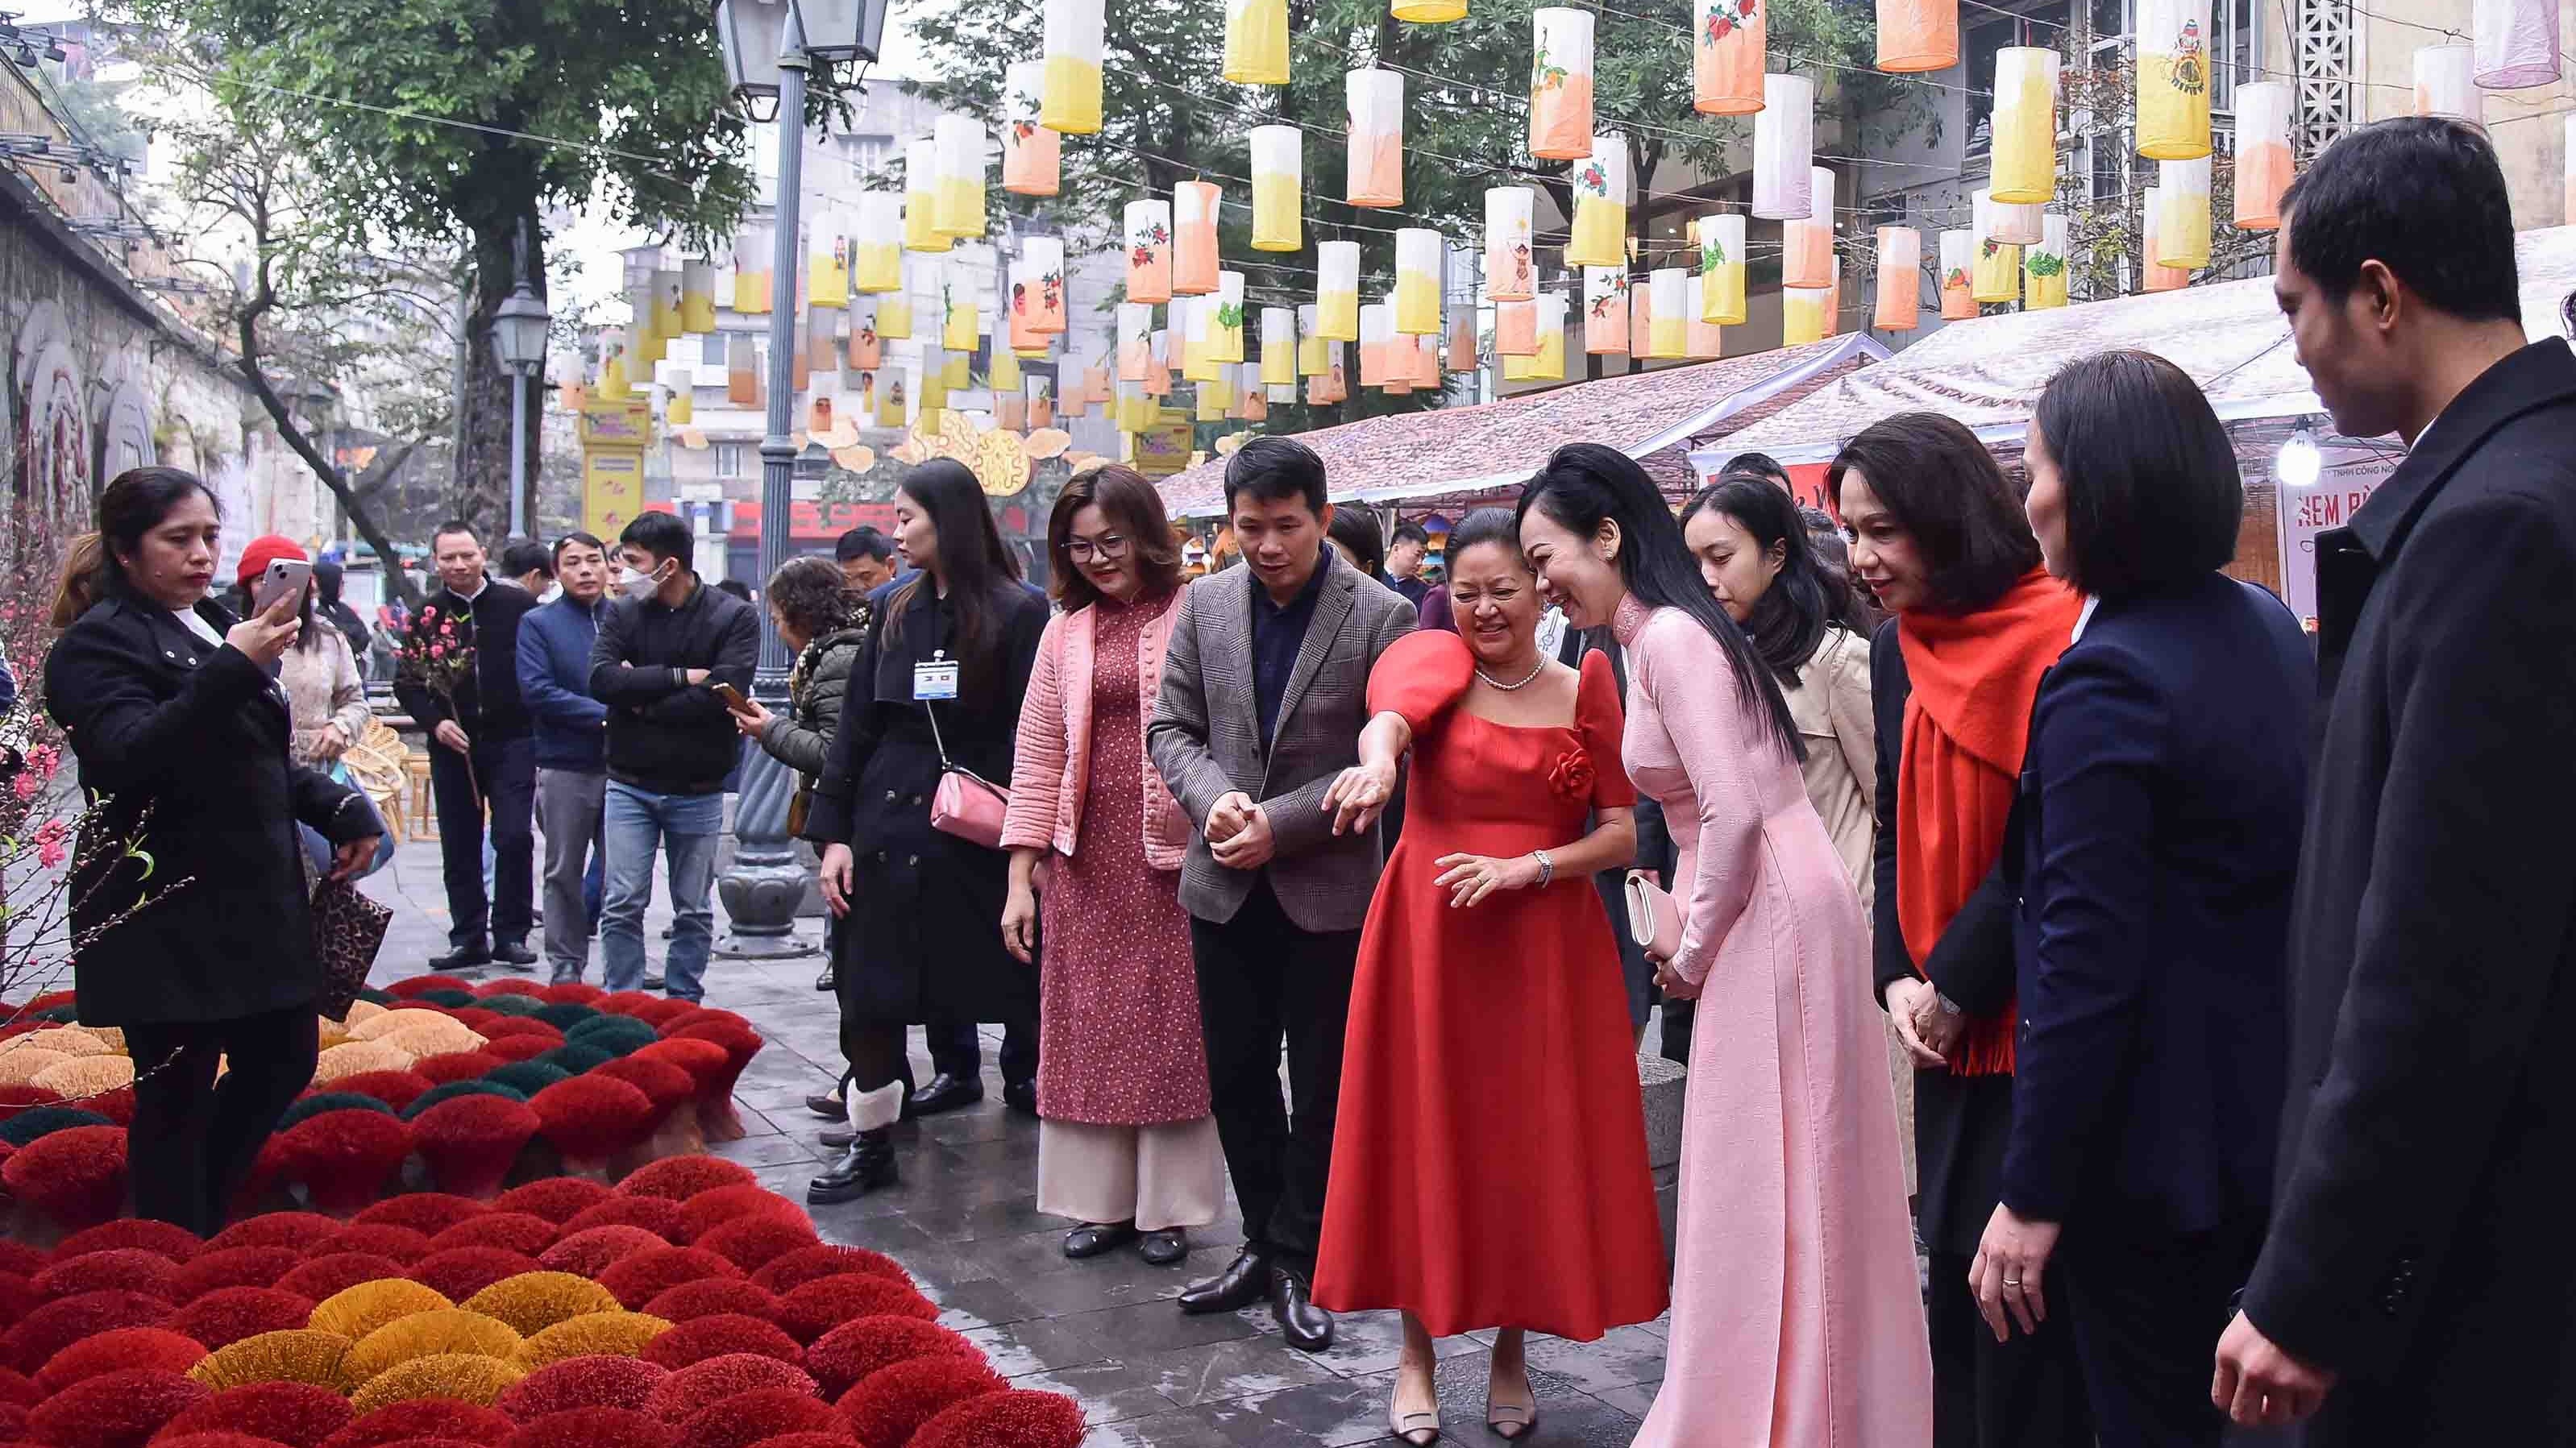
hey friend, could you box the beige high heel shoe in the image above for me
[1390,1362,1441,1445]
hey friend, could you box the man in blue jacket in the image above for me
[518,533,612,985]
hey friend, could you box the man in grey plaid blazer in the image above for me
[1149,438,1415,1352]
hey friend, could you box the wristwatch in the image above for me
[1531,849,1554,887]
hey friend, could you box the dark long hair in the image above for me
[1049,463,1183,611]
[883,458,1023,705]
[1680,478,1868,687]
[52,466,222,627]
[1517,443,1802,762]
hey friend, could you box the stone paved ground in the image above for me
[362,835,1668,1446]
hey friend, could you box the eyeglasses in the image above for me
[1067,535,1129,562]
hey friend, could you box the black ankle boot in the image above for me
[806,1129,897,1204]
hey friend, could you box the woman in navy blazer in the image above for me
[1969,351,2316,1448]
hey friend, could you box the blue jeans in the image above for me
[600,781,722,1000]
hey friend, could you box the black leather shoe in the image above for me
[807,1130,896,1204]
[642,973,665,990]
[1063,1222,1139,1259]
[492,940,538,969]
[1003,1079,1039,1118]
[805,1089,846,1120]
[1177,1248,1272,1315]
[819,1126,856,1149]
[1139,1228,1189,1266]
[1270,1267,1334,1351]
[814,963,837,992]
[428,944,491,971]
[908,1073,984,1116]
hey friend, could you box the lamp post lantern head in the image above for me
[714,0,789,98]
[492,281,551,373]
[793,0,887,61]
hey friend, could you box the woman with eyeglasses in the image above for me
[1002,465,1223,1267]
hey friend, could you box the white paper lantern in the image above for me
[904,139,949,254]
[1645,268,1686,359]
[1359,301,1395,386]
[1751,73,1815,219]
[2566,115,2576,226]
[1347,69,1405,207]
[1485,188,1536,302]
[2151,158,2211,272]
[2233,81,2293,230]
[1298,303,1328,375]
[1317,239,1361,340]
[2474,0,2561,87]
[933,114,987,239]
[1211,272,1246,363]
[1976,185,2043,247]
[1969,191,2019,304]
[1989,47,2059,205]
[2414,44,2480,122]
[1938,230,1976,319]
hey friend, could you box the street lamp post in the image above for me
[492,247,551,541]
[713,0,883,957]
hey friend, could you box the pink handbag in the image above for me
[1625,870,1682,962]
[925,702,1010,849]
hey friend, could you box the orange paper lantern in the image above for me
[1173,181,1220,297]
[1694,0,1764,115]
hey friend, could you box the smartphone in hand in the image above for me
[252,558,313,616]
[712,682,754,715]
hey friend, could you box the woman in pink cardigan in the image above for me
[1002,464,1223,1266]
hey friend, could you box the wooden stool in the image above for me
[408,753,438,841]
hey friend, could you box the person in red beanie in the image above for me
[231,537,390,881]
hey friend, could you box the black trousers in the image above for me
[2059,1218,2263,1448]
[927,1014,1037,1086]
[430,733,535,948]
[1189,878,1361,1277]
[124,1005,320,1235]
[1930,1247,2096,1448]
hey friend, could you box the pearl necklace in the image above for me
[1475,656,1548,691]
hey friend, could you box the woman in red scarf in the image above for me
[1833,413,2093,1448]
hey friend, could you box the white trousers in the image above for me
[1036,1116,1227,1231]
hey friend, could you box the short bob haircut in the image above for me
[1222,435,1329,518]
[1325,504,1388,581]
[1826,412,2041,614]
[1049,463,1183,611]
[2033,351,2244,599]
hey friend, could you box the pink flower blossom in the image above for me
[12,774,35,802]
[34,820,66,870]
[429,644,446,658]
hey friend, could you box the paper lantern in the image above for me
[2231,81,2293,230]
[808,304,841,371]
[1693,214,1746,326]
[1124,200,1172,305]
[1497,298,1535,355]
[1250,127,1302,252]
[996,390,1027,430]
[846,305,881,369]
[1393,0,1465,27]
[662,380,693,426]
[1309,342,1348,403]
[1346,70,1405,207]
[1002,64,1059,197]
[1297,304,1328,373]
[1022,236,1068,334]
[1938,230,1976,319]
[854,196,902,293]
[673,261,713,334]
[1211,272,1245,362]
[1116,380,1151,431]
[1241,364,1270,421]
[1982,185,2043,245]
[1117,302,1152,381]
[1694,0,1764,114]
[723,335,758,406]
[1316,239,1360,338]
[2137,0,2212,160]
[1531,291,1572,379]
[942,262,979,352]
[1224,0,1289,85]
[1752,73,1815,218]
[1872,226,1920,331]
[1394,229,1442,334]
[1782,165,1834,288]
[877,259,916,339]
[789,322,812,392]
[1783,278,1829,345]
[1529,10,1596,160]
[807,215,849,309]
[933,116,987,239]
[991,345,1020,394]
[1007,260,1041,353]
[1358,303,1394,387]
[2474,0,2560,87]
[1684,278,1724,357]
[1261,307,1297,386]
[625,289,663,367]
[1824,258,1842,336]
[1583,268,1628,355]
[1041,0,1105,132]
[2414,44,2478,120]
[2152,157,2211,271]
[1629,276,1652,359]
[1876,0,1956,72]
[1409,328,1441,387]
[1197,370,1231,421]
[1639,268,1685,359]
[1970,190,2021,303]
[650,268,683,340]
[1145,327,1171,394]
[1174,297,1208,381]
[1173,181,1220,296]
[1565,134,1627,268]
[903,139,949,254]
[2143,252,2190,292]
[1483,188,1535,302]
[1447,309,1477,370]
[2023,213,2069,310]
[1990,47,2059,204]
[731,224,772,315]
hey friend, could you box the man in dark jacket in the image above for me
[395,520,540,970]
[518,531,612,985]
[2213,118,2576,1446]
[588,510,758,1002]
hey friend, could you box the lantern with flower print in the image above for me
[1125,200,1172,305]
[1224,0,1290,85]
[1938,230,1976,319]
[1695,0,1764,114]
[1990,48,2059,204]
[2137,0,2213,159]
[1316,240,1361,340]
[1699,214,1747,324]
[1872,226,1920,331]
[1174,181,1221,296]
[2233,82,2292,230]
[2474,0,2560,87]
[1565,135,1627,268]
[1781,166,1834,288]
[1347,70,1405,207]
[2414,44,2478,120]
[1309,342,1348,404]
[2022,214,2069,310]
[1211,273,1246,363]
[1251,127,1302,251]
[2151,158,2210,271]
[1970,190,2021,304]
[904,139,950,253]
[847,303,882,369]
[1042,0,1106,132]
[1020,237,1069,338]
[1395,229,1442,334]
[1529,10,1596,160]
[934,116,987,239]
[1262,308,1297,386]
[1003,64,1059,197]
[1583,268,1629,355]
[1752,73,1814,218]
[1485,188,1535,301]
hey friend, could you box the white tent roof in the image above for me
[1696,226,2576,469]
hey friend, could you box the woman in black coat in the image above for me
[808,459,1047,1202]
[44,467,380,1234]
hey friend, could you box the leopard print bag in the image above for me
[314,877,392,1023]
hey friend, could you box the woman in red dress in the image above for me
[1314,508,1668,1444]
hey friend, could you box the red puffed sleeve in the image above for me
[1365,629,1476,736]
[1574,649,1637,809]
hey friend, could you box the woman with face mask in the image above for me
[1518,446,1930,1447]
[1313,508,1668,1443]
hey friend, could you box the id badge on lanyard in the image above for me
[912,649,961,702]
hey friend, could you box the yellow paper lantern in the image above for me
[1970,189,2021,304]
[1250,126,1302,252]
[1118,301,1153,381]
[1484,188,1535,302]
[1315,239,1360,340]
[1700,214,1747,324]
[1583,268,1628,355]
[1645,268,1686,359]
[921,355,951,413]
[1224,0,1290,85]
[1393,0,1465,26]
[1003,64,1060,197]
[1117,380,1152,432]
[1525,291,1570,379]
[2151,160,2211,271]
[599,347,631,400]
[808,214,850,309]
[853,196,903,293]
[1564,134,1627,268]
[1212,272,1245,362]
[1694,0,1764,114]
[1528,10,1596,161]
[1781,166,1834,289]
[934,116,987,239]
[904,139,951,254]
[879,259,918,339]
[680,260,716,333]
[625,288,663,367]
[2023,213,2069,310]
[2233,81,2293,230]
[1261,307,1297,386]
[1684,278,1723,358]
[1198,371,1232,421]
[2136,0,2213,160]
[1124,199,1172,305]
[1042,0,1105,134]
[1751,73,1814,219]
[663,380,694,425]
[1297,304,1328,374]
[1395,229,1442,334]
[732,223,774,315]
[1938,230,1976,319]
[942,263,978,352]
[1876,0,1958,73]
[1872,226,1920,332]
[650,268,683,340]
[1345,69,1405,208]
[1173,181,1220,297]
[1782,282,1828,346]
[1990,48,2059,205]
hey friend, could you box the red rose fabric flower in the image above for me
[1546,748,1596,801]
